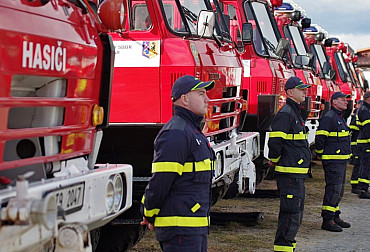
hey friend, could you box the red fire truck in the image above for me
[219,0,299,179]
[95,0,260,250]
[325,38,356,114]
[0,0,134,251]
[303,24,340,112]
[344,45,365,101]
[273,2,322,144]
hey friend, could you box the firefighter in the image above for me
[349,100,362,194]
[356,91,370,199]
[315,91,351,232]
[140,75,215,252]
[268,76,311,252]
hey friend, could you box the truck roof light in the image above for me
[337,42,346,53]
[271,0,283,8]
[303,26,318,33]
[274,3,294,11]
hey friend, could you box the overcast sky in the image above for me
[289,0,370,51]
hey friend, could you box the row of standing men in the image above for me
[269,76,370,252]
[139,75,370,252]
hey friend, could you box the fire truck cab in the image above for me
[220,0,298,181]
[303,24,340,113]
[0,0,133,251]
[273,1,322,144]
[325,38,356,116]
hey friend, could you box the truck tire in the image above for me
[94,224,146,252]
[223,173,239,199]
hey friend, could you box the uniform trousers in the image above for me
[350,145,361,186]
[159,234,207,252]
[274,175,305,252]
[358,146,370,191]
[321,162,346,220]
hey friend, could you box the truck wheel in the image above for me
[94,224,146,252]
[90,228,101,251]
[222,173,239,199]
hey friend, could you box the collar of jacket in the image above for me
[331,106,344,116]
[286,98,301,113]
[173,105,204,130]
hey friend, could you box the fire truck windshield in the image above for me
[347,61,360,86]
[312,44,331,79]
[160,0,231,40]
[335,52,351,83]
[284,25,308,67]
[244,1,280,58]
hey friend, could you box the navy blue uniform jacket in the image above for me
[268,98,311,178]
[141,106,215,241]
[315,107,351,163]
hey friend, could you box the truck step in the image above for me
[111,218,142,225]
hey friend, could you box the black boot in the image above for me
[358,190,370,199]
[334,217,351,228]
[351,185,360,194]
[321,220,342,232]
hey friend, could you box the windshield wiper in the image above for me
[182,6,197,23]
[264,38,276,54]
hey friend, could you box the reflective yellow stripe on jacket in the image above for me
[275,166,309,174]
[357,139,370,144]
[152,159,213,174]
[316,130,350,137]
[321,154,351,160]
[154,216,210,227]
[358,119,370,126]
[269,131,307,140]
[349,125,359,131]
[141,195,160,217]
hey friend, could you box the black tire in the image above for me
[222,173,239,199]
[90,227,101,251]
[94,224,146,252]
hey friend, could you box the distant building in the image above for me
[357,47,370,68]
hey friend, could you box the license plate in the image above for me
[50,183,85,214]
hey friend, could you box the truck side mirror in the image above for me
[242,23,253,44]
[98,0,126,31]
[197,11,215,37]
[323,61,330,74]
[324,38,333,47]
[301,18,311,29]
[295,55,310,66]
[275,38,289,59]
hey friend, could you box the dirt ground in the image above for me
[130,162,370,252]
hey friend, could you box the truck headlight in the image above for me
[113,174,123,212]
[105,180,114,213]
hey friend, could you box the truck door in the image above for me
[109,1,161,123]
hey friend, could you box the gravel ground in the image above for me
[297,190,370,252]
[131,162,370,252]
